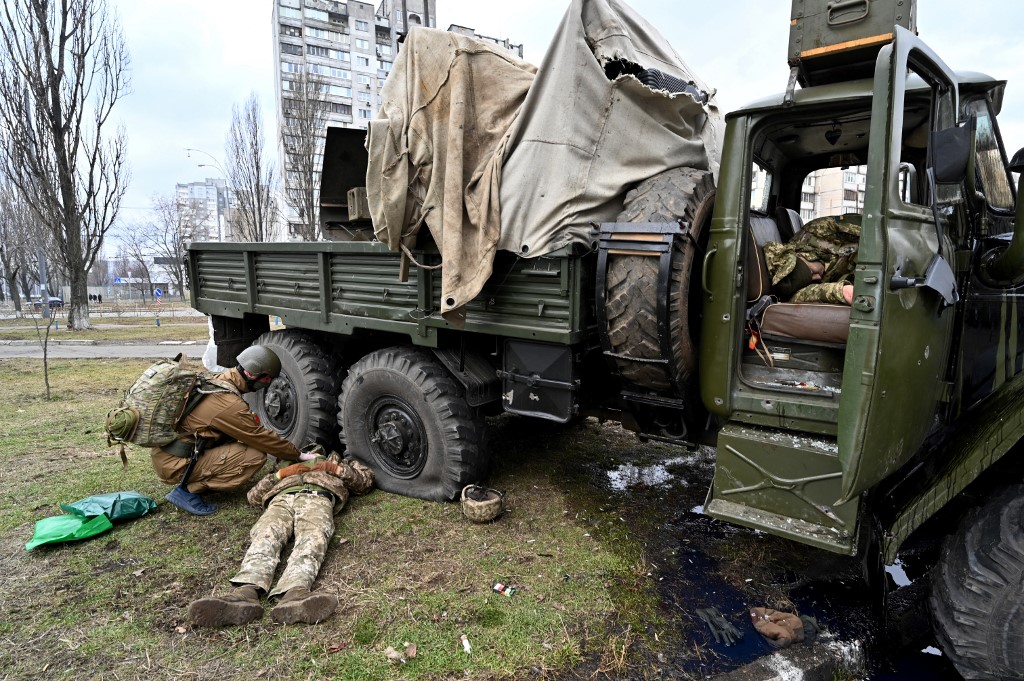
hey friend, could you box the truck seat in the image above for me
[745,212,779,303]
[745,211,851,345]
[775,207,804,241]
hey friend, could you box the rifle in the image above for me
[178,436,210,488]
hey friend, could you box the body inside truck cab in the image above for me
[189,2,1024,677]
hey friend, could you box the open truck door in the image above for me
[836,26,963,503]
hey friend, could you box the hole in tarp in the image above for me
[603,58,709,105]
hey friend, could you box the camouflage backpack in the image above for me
[104,353,237,466]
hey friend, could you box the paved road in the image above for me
[0,340,207,359]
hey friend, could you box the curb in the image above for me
[717,639,864,681]
[0,339,98,346]
[0,339,203,346]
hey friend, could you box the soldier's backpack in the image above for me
[104,353,236,466]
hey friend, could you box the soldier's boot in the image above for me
[188,585,263,627]
[270,587,339,625]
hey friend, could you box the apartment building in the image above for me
[805,166,867,219]
[272,0,526,237]
[446,23,523,58]
[175,178,235,242]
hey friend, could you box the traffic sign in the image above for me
[113,277,123,284]
[154,288,163,298]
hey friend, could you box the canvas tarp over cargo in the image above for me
[365,0,723,323]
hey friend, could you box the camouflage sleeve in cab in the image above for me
[764,216,859,302]
[789,282,851,304]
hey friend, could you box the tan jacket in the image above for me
[162,369,302,461]
[246,458,375,513]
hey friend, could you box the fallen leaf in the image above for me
[174,626,187,634]
[383,646,405,664]
[327,641,348,654]
[132,568,146,577]
[404,642,417,659]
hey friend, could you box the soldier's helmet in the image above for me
[461,485,504,523]
[237,345,283,381]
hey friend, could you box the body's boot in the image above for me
[188,585,263,627]
[270,587,339,624]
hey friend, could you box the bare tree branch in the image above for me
[0,0,130,330]
[225,92,277,242]
[0,179,49,313]
[116,223,152,303]
[148,193,206,300]
[281,71,330,241]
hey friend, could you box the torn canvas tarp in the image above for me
[366,29,537,324]
[498,0,723,257]
[365,0,723,322]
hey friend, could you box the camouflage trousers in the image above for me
[789,281,851,304]
[230,492,335,598]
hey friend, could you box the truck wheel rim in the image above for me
[263,377,297,435]
[367,397,427,479]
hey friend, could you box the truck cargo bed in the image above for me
[188,241,588,347]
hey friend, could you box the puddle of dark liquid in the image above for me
[669,540,777,676]
[594,437,966,680]
[868,651,961,680]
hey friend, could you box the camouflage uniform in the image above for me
[230,458,374,597]
[763,216,860,304]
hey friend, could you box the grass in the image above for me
[0,304,251,343]
[0,359,668,680]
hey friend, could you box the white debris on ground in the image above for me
[884,559,912,587]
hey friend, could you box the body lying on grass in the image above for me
[188,452,374,626]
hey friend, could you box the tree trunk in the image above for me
[67,268,92,330]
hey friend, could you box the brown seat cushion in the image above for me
[759,302,851,344]
[746,213,781,303]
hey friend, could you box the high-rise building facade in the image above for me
[272,0,435,236]
[272,1,523,238]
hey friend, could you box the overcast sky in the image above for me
[110,0,1024,239]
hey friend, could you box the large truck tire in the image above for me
[245,330,341,449]
[929,484,1024,679]
[338,347,486,501]
[606,167,716,392]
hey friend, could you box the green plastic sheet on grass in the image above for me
[60,491,156,521]
[26,491,156,550]
[25,514,114,550]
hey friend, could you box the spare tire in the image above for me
[929,484,1024,679]
[605,167,716,393]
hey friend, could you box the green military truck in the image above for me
[188,1,1023,676]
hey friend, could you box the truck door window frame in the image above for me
[966,97,1015,212]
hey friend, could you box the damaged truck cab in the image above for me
[704,24,1024,556]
